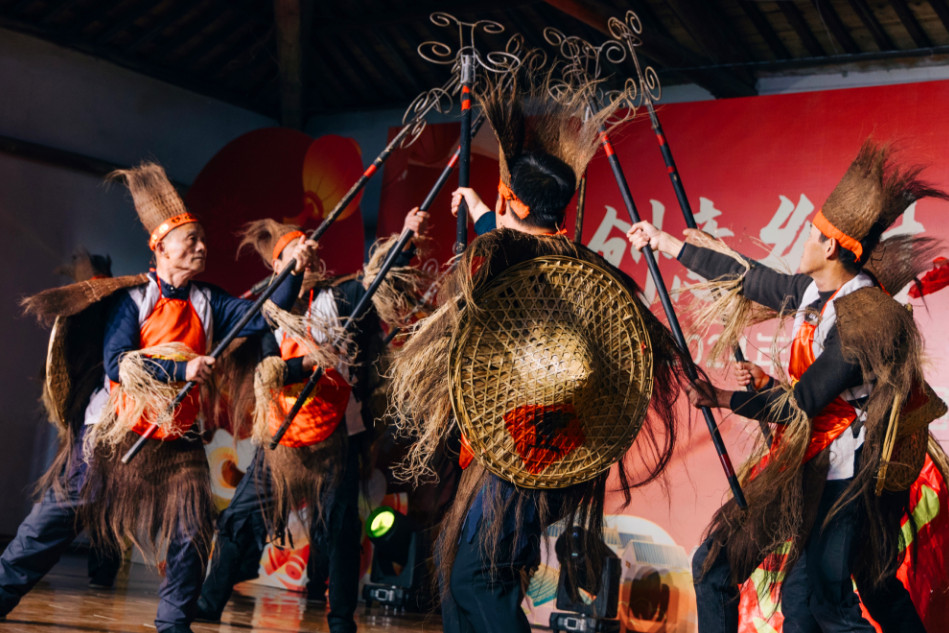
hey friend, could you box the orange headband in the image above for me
[497,180,531,219]
[149,213,198,251]
[812,209,863,262]
[272,230,305,262]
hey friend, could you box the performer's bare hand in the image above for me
[451,187,492,223]
[735,361,769,391]
[687,379,731,409]
[402,207,430,248]
[186,356,215,384]
[626,221,685,257]
[283,236,319,274]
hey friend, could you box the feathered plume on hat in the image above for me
[238,219,306,270]
[815,140,949,265]
[108,162,197,250]
[477,72,621,221]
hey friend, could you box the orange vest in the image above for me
[765,279,874,468]
[114,278,210,440]
[269,290,352,448]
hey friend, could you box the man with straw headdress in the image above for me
[194,209,429,633]
[389,73,689,633]
[0,251,123,619]
[77,162,317,633]
[627,140,948,632]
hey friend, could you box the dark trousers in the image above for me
[200,440,362,633]
[693,479,884,633]
[442,509,542,633]
[0,427,119,613]
[782,555,926,633]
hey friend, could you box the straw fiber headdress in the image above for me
[815,140,949,266]
[109,162,197,250]
[450,255,654,489]
[238,219,306,269]
[479,74,617,223]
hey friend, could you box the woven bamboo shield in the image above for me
[449,255,654,489]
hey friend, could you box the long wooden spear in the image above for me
[612,10,771,445]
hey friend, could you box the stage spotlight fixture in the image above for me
[361,506,426,611]
[549,526,621,633]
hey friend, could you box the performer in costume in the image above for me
[0,251,124,619]
[626,141,948,633]
[734,361,949,632]
[195,211,430,633]
[77,163,317,633]
[388,75,689,633]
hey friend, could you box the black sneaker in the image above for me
[191,596,221,623]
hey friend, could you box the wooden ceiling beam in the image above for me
[665,0,750,62]
[130,0,207,54]
[778,1,826,57]
[810,0,859,54]
[273,0,304,129]
[92,0,156,45]
[890,0,932,48]
[929,0,949,37]
[313,0,540,32]
[847,0,895,50]
[541,0,756,98]
[739,0,789,60]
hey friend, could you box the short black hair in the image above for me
[817,219,887,274]
[507,152,576,229]
[90,254,112,277]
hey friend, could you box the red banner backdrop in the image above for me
[378,78,949,631]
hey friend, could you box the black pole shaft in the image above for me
[455,54,474,255]
[600,130,747,509]
[643,104,772,445]
[574,171,588,245]
[270,228,415,448]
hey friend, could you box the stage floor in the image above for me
[1,552,444,632]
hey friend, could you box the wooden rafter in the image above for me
[739,0,789,60]
[891,0,932,48]
[848,0,895,51]
[811,0,859,55]
[541,0,756,98]
[930,0,949,36]
[779,1,826,57]
[274,0,304,129]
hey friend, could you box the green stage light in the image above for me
[367,507,397,539]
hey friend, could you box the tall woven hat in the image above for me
[814,140,947,264]
[109,162,198,251]
[238,219,305,270]
[478,74,618,221]
[449,255,654,489]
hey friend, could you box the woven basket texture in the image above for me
[449,255,654,489]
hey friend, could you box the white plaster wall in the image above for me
[0,28,276,535]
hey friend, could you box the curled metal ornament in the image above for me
[418,11,509,75]
[608,10,661,106]
[543,26,626,83]
[608,10,644,48]
[399,82,455,148]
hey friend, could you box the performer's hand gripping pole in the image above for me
[614,10,771,445]
[383,114,486,345]
[455,53,475,255]
[600,129,747,509]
